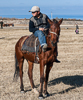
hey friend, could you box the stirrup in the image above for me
[34,38,39,63]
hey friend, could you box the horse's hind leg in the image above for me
[43,63,53,97]
[28,61,38,94]
[15,48,24,92]
[19,59,24,92]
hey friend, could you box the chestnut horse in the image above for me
[13,18,63,99]
[3,23,14,27]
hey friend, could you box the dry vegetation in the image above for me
[0,22,83,100]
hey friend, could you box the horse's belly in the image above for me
[23,52,35,62]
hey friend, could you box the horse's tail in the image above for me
[13,52,19,82]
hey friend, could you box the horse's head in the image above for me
[47,18,63,47]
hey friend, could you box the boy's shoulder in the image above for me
[30,16,34,20]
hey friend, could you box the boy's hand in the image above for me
[39,28,45,31]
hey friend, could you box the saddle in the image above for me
[21,34,40,54]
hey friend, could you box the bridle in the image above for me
[44,28,59,47]
[49,29,58,47]
[49,31,58,37]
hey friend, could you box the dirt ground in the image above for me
[0,26,83,100]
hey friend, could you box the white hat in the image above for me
[29,6,40,12]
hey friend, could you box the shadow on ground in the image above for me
[48,75,83,95]
[24,75,83,94]
[0,37,5,39]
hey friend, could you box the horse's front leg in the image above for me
[39,60,44,99]
[43,63,53,97]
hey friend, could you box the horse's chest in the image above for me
[47,54,55,63]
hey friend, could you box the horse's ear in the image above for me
[47,18,53,25]
[58,18,63,25]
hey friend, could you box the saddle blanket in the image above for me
[21,34,40,53]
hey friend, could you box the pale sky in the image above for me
[0,0,83,18]
[0,0,83,7]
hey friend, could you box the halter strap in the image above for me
[44,28,58,37]
[49,31,58,37]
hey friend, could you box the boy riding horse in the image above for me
[29,6,60,62]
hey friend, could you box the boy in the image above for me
[29,6,50,52]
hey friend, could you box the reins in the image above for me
[44,28,58,37]
[44,27,58,47]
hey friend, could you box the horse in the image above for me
[13,18,63,99]
[8,23,14,27]
[3,23,14,27]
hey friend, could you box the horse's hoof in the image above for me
[20,91,24,93]
[20,89,24,93]
[38,96,44,99]
[38,94,44,99]
[32,88,39,94]
[44,92,50,97]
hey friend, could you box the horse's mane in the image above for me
[52,19,58,24]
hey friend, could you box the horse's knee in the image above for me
[40,76,44,83]
[28,71,32,79]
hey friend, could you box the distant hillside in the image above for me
[0,17,83,25]
[0,17,83,21]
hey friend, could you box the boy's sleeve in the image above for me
[29,20,39,33]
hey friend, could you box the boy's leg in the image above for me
[34,30,46,46]
[34,30,47,51]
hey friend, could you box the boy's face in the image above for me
[32,11,40,17]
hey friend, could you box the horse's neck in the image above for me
[46,32,57,51]
[46,34,52,48]
[46,33,51,46]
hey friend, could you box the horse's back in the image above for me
[15,35,29,50]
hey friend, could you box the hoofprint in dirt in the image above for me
[0,28,83,100]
